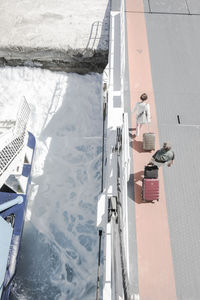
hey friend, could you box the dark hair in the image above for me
[163,142,171,151]
[140,93,148,101]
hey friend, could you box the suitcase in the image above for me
[143,132,155,151]
[142,178,159,202]
[144,165,158,179]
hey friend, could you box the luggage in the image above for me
[142,178,159,202]
[143,132,155,151]
[144,165,158,179]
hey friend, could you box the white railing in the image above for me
[0,98,30,177]
[120,0,126,106]
[13,98,30,137]
[121,113,131,281]
[119,0,131,286]
[122,113,130,181]
[99,0,132,299]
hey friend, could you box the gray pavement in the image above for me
[145,4,200,299]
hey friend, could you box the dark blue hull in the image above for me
[0,132,35,300]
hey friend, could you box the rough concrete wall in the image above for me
[0,0,110,73]
[0,48,108,74]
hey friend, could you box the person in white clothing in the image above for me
[132,93,151,137]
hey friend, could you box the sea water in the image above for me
[0,67,103,300]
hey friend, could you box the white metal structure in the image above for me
[0,98,31,193]
[0,215,13,298]
[96,0,132,299]
[0,196,25,299]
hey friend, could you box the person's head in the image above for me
[140,93,148,101]
[163,142,171,151]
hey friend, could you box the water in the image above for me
[0,68,103,300]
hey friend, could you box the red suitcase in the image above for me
[142,178,159,202]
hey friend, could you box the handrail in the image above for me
[101,83,108,192]
[96,230,103,300]
[100,0,132,298]
[116,127,130,300]
[0,98,30,178]
[122,113,130,181]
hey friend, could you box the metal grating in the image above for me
[0,98,30,176]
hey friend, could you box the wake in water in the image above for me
[0,67,103,300]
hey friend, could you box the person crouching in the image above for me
[149,142,175,167]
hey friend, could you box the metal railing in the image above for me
[101,82,108,192]
[99,0,132,298]
[116,127,131,300]
[96,230,103,300]
[0,98,30,179]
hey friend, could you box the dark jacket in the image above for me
[153,148,175,163]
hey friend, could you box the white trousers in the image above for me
[136,123,143,136]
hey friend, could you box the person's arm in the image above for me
[167,151,175,167]
[148,157,155,165]
[131,103,138,113]
[167,160,173,167]
[172,151,175,161]
[148,150,158,165]
[146,103,151,123]
[152,150,158,160]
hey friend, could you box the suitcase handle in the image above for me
[147,123,151,133]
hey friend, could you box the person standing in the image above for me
[132,93,151,137]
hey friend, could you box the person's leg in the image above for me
[136,123,142,136]
[136,123,139,136]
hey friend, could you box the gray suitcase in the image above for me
[143,132,155,151]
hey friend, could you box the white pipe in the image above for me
[0,196,23,212]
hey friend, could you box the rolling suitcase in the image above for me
[144,165,158,179]
[142,178,159,202]
[143,132,155,151]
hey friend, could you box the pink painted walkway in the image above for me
[126,1,177,299]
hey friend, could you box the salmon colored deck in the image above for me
[126,1,177,299]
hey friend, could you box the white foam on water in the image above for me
[0,67,103,300]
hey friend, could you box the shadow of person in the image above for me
[134,170,144,183]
